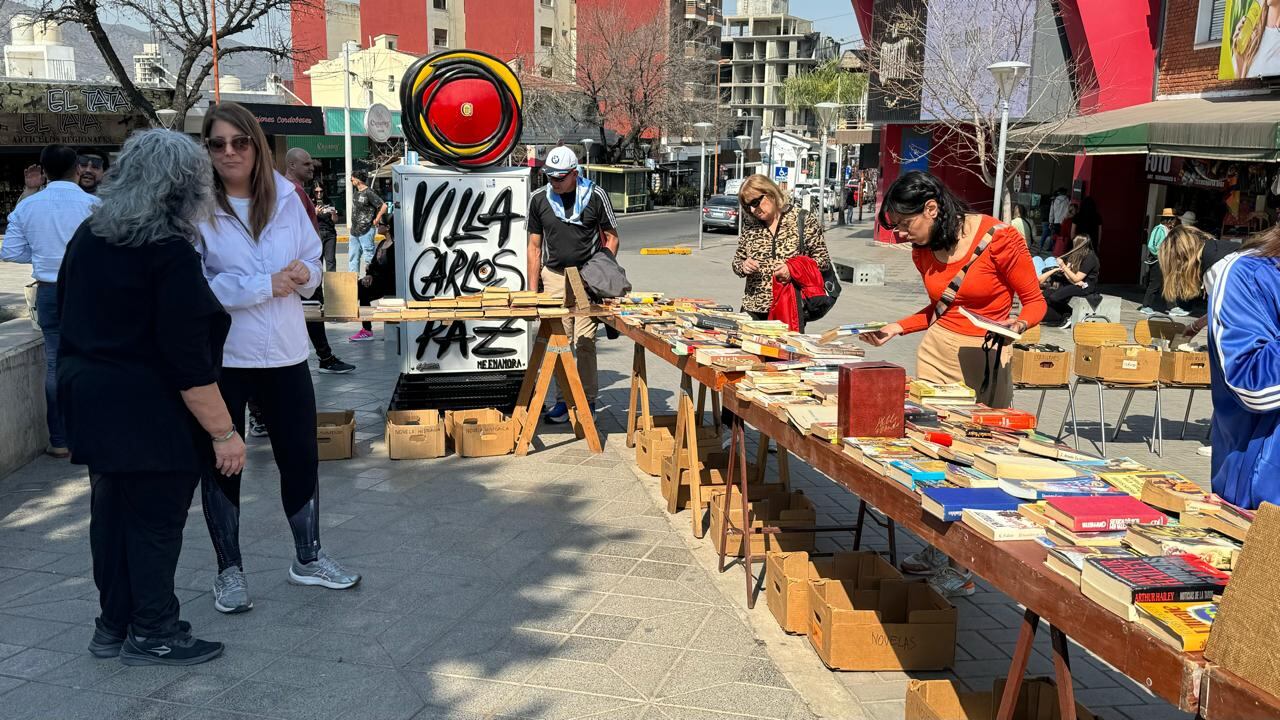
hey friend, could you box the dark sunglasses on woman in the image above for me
[743,195,765,210]
[206,136,252,154]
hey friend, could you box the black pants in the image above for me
[306,321,334,360]
[1142,261,1167,311]
[359,281,386,332]
[320,232,337,273]
[201,362,321,571]
[722,309,771,428]
[1043,283,1093,326]
[91,471,198,638]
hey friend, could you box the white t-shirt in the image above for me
[227,196,251,231]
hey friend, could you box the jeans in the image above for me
[347,229,376,273]
[35,283,64,447]
[91,471,198,638]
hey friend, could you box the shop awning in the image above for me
[1011,96,1280,161]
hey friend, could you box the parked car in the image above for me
[702,194,740,232]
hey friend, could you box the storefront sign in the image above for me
[1219,0,1280,80]
[0,112,149,145]
[0,81,170,116]
[286,134,370,158]
[1145,154,1227,190]
[240,102,325,136]
[324,107,404,137]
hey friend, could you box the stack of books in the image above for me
[1122,524,1241,571]
[908,381,976,407]
[1080,554,1229,621]
[1041,495,1166,548]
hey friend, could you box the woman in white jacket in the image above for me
[197,102,359,614]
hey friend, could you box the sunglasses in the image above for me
[205,136,253,154]
[743,195,766,210]
[544,171,571,181]
[881,214,919,232]
[77,156,104,170]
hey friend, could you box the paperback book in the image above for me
[998,477,1125,501]
[886,459,952,492]
[1136,601,1217,652]
[1044,495,1170,532]
[1081,555,1230,621]
[921,487,1022,522]
[961,509,1045,541]
[1044,545,1139,585]
[1122,524,1241,570]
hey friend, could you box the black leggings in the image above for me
[1142,261,1167,312]
[721,309,770,428]
[201,362,321,572]
[1043,283,1093,326]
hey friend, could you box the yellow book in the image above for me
[1135,601,1216,653]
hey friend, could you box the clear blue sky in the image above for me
[722,0,862,48]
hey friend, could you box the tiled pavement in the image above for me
[0,219,1203,719]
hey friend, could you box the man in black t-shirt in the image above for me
[348,170,385,273]
[527,145,620,424]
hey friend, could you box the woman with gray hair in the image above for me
[57,129,240,667]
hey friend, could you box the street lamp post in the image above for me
[580,138,593,182]
[987,60,1029,220]
[814,102,840,228]
[693,121,714,251]
[342,40,359,232]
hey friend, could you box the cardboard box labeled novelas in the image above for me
[323,272,360,319]
[904,677,1101,720]
[766,551,901,635]
[445,409,515,457]
[1011,348,1071,386]
[316,410,355,461]
[808,578,956,671]
[386,409,446,460]
[709,487,816,557]
[1074,344,1160,384]
[1159,350,1210,385]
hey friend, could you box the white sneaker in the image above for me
[928,567,977,598]
[900,546,948,575]
[1168,307,1192,318]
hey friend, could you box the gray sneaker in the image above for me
[212,566,252,614]
[288,551,361,590]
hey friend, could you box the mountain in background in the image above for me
[0,2,289,89]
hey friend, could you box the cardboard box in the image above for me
[445,409,515,457]
[1011,348,1071,386]
[1074,344,1160,384]
[386,409,446,460]
[636,426,676,476]
[316,410,355,461]
[323,272,360,319]
[807,578,957,671]
[904,678,1102,720]
[766,551,902,635]
[1159,350,1210,385]
[709,487,816,557]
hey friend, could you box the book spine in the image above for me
[1075,515,1162,532]
[1131,588,1218,604]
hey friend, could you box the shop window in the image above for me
[1194,0,1227,48]
[432,0,446,9]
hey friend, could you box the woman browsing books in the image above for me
[861,171,1045,409]
[860,171,1045,598]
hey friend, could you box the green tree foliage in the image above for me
[779,60,867,112]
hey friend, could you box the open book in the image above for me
[958,307,1022,341]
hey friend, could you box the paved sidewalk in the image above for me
[0,229,1200,719]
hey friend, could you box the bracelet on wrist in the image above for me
[212,428,237,443]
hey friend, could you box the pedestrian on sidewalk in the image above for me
[1139,208,1179,316]
[1009,203,1033,247]
[58,129,235,666]
[1041,187,1069,252]
[861,170,1045,599]
[197,102,360,615]
[347,169,385,274]
[314,187,339,272]
[350,217,396,342]
[526,145,620,424]
[1,143,99,458]
[732,173,831,321]
[284,147,355,375]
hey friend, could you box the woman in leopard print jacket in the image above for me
[731,174,832,317]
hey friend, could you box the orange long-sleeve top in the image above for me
[896,215,1047,336]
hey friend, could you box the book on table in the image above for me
[1134,472,1218,514]
[1017,435,1101,462]
[907,380,976,405]
[997,476,1126,501]
[886,459,952,492]
[920,487,1021,522]
[969,408,1037,431]
[1044,495,1170,532]
[946,464,998,488]
[1046,523,1128,548]
[1017,501,1052,527]
[961,509,1045,541]
[1080,554,1230,621]
[972,452,1081,481]
[1044,545,1139,586]
[1122,524,1241,570]
[1136,601,1217,653]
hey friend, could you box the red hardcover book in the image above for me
[1084,555,1229,605]
[969,408,1038,430]
[837,361,906,439]
[1045,495,1170,532]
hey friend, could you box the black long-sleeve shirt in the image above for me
[57,225,230,474]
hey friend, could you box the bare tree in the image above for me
[864,0,1091,205]
[26,0,312,126]
[529,6,722,164]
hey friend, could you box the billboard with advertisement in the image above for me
[1219,0,1280,80]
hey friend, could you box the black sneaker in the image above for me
[247,412,269,438]
[119,630,223,667]
[89,619,191,658]
[318,356,356,374]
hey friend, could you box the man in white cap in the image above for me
[527,145,620,423]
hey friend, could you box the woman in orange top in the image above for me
[863,171,1045,597]
[863,171,1045,409]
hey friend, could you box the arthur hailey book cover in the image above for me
[1090,555,1229,603]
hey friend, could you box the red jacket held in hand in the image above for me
[768,255,829,332]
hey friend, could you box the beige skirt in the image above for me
[916,324,1013,409]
